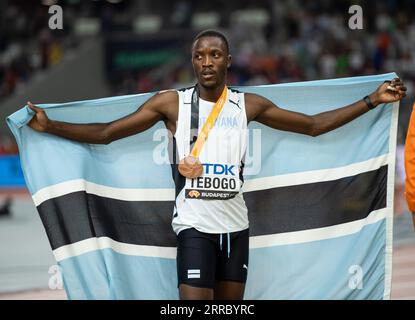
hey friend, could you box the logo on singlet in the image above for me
[185,162,240,200]
[188,190,201,198]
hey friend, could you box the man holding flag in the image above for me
[26,30,407,300]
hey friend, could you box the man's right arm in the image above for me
[27,91,178,144]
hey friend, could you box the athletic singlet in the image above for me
[171,86,249,235]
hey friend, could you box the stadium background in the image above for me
[0,0,414,299]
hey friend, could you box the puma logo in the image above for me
[229,99,241,109]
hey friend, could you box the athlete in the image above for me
[27,30,407,300]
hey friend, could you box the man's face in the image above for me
[192,36,231,89]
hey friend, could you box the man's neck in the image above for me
[198,83,226,102]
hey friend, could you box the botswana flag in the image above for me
[7,73,398,299]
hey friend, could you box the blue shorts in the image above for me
[176,227,249,288]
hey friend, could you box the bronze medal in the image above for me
[178,155,203,179]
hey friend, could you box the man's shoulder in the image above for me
[154,89,179,102]
[244,92,267,108]
[146,90,179,112]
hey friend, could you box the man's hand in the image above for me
[27,101,50,132]
[369,78,407,106]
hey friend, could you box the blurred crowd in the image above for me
[1,0,415,149]
[114,0,415,138]
[0,0,133,101]
[0,2,65,100]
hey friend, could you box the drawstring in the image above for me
[219,233,231,258]
[220,233,223,251]
[227,233,230,258]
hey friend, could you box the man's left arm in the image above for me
[247,78,406,137]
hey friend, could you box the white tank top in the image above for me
[171,86,249,235]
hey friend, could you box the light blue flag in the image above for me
[6,73,398,299]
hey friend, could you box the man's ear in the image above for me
[227,55,232,68]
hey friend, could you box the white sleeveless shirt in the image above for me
[171,87,249,235]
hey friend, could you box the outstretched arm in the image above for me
[246,78,406,137]
[27,91,178,144]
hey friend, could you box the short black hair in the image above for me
[192,29,229,54]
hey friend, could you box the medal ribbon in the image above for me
[190,85,228,157]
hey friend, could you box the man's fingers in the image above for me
[387,79,406,93]
[395,84,407,95]
[394,85,406,92]
[387,85,398,91]
[27,101,41,112]
[390,78,401,87]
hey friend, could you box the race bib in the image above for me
[184,163,241,200]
